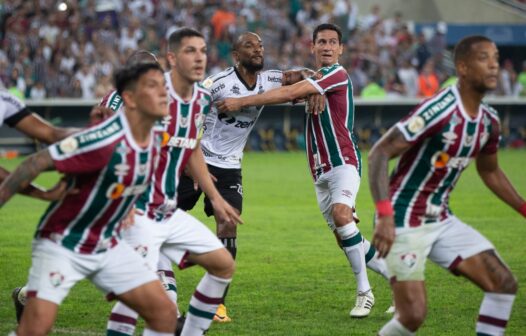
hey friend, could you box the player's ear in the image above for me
[232,50,239,64]
[121,90,137,110]
[166,51,176,69]
[456,60,468,78]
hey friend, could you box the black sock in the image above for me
[219,237,237,303]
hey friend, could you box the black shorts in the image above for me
[177,164,243,217]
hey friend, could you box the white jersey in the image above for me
[0,91,28,128]
[200,67,283,169]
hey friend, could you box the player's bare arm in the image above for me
[216,79,318,113]
[0,149,55,207]
[476,152,526,217]
[368,127,412,257]
[187,142,243,225]
[15,114,79,144]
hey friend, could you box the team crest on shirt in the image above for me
[407,116,425,134]
[400,253,417,269]
[59,137,78,154]
[465,135,474,146]
[180,116,189,128]
[114,163,130,177]
[137,163,148,175]
[134,245,148,258]
[442,131,458,145]
[49,272,65,287]
[230,84,241,95]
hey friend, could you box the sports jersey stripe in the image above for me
[61,147,125,251]
[164,102,190,198]
[304,115,318,178]
[208,67,235,82]
[311,114,332,177]
[406,110,463,226]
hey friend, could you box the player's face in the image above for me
[169,36,207,83]
[460,41,500,92]
[234,34,264,72]
[311,30,343,67]
[134,70,168,118]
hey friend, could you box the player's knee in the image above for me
[213,250,236,278]
[495,270,518,294]
[332,204,353,227]
[142,301,177,331]
[398,303,427,330]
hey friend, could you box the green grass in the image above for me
[1,150,525,335]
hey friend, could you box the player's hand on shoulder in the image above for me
[89,106,114,126]
[216,98,241,113]
[372,215,395,258]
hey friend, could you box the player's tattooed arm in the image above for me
[368,127,411,202]
[0,149,55,207]
[282,68,316,86]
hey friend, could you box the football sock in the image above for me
[336,222,370,293]
[157,269,180,317]
[142,329,173,336]
[219,237,237,302]
[181,273,231,336]
[363,238,389,279]
[476,293,515,335]
[107,302,138,335]
[379,318,415,335]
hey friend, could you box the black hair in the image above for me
[125,50,158,66]
[114,62,164,96]
[454,35,493,65]
[167,27,204,52]
[313,23,343,44]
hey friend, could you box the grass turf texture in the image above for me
[0,150,525,335]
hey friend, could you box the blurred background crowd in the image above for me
[1,0,526,101]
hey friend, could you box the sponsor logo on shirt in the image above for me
[78,121,121,145]
[106,183,149,199]
[166,136,197,149]
[431,151,471,169]
[230,84,241,95]
[211,83,226,95]
[267,76,281,83]
[420,92,454,122]
[441,131,458,145]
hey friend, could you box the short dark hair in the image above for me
[168,27,204,52]
[114,62,164,96]
[313,23,343,44]
[125,50,158,66]
[454,35,494,65]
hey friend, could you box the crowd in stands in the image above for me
[1,0,526,101]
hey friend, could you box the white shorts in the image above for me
[314,164,360,231]
[26,239,158,305]
[123,208,224,270]
[386,215,495,281]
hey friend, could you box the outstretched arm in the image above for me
[0,149,55,207]
[476,152,526,217]
[368,127,413,257]
[216,79,319,112]
[15,114,79,144]
[186,143,243,225]
[0,165,68,201]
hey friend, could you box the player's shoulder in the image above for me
[260,69,283,84]
[203,67,236,87]
[318,63,344,75]
[413,86,457,116]
[99,90,122,111]
[481,101,500,122]
[0,90,25,111]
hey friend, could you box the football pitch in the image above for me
[1,150,525,335]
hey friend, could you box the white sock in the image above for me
[379,318,415,336]
[363,238,389,280]
[142,329,173,336]
[158,269,180,317]
[107,302,138,335]
[476,292,515,335]
[336,222,370,293]
[181,273,231,336]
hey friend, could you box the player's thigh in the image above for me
[26,239,89,305]
[428,216,495,274]
[121,213,165,269]
[204,165,243,217]
[326,164,360,209]
[314,174,334,230]
[162,209,225,270]
[91,241,159,296]
[177,173,203,211]
[391,280,427,321]
[386,225,440,282]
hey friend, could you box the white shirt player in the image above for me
[200,67,283,169]
[0,91,27,127]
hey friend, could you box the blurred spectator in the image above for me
[418,59,440,97]
[498,59,520,96]
[210,1,236,41]
[74,63,96,100]
[94,74,114,98]
[361,77,386,99]
[397,59,419,97]
[30,82,47,100]
[518,61,526,97]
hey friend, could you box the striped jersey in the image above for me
[136,72,212,221]
[200,67,283,169]
[391,85,500,228]
[37,112,160,254]
[305,63,361,181]
[0,91,30,128]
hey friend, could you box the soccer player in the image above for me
[217,23,389,317]
[368,35,526,335]
[1,62,179,335]
[106,28,242,336]
[176,31,323,321]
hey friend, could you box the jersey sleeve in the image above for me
[99,90,123,111]
[263,70,284,90]
[395,89,456,144]
[306,66,348,95]
[1,92,30,127]
[480,114,501,155]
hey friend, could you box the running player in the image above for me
[369,35,526,335]
[1,62,179,335]
[106,28,242,336]
[217,23,389,317]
